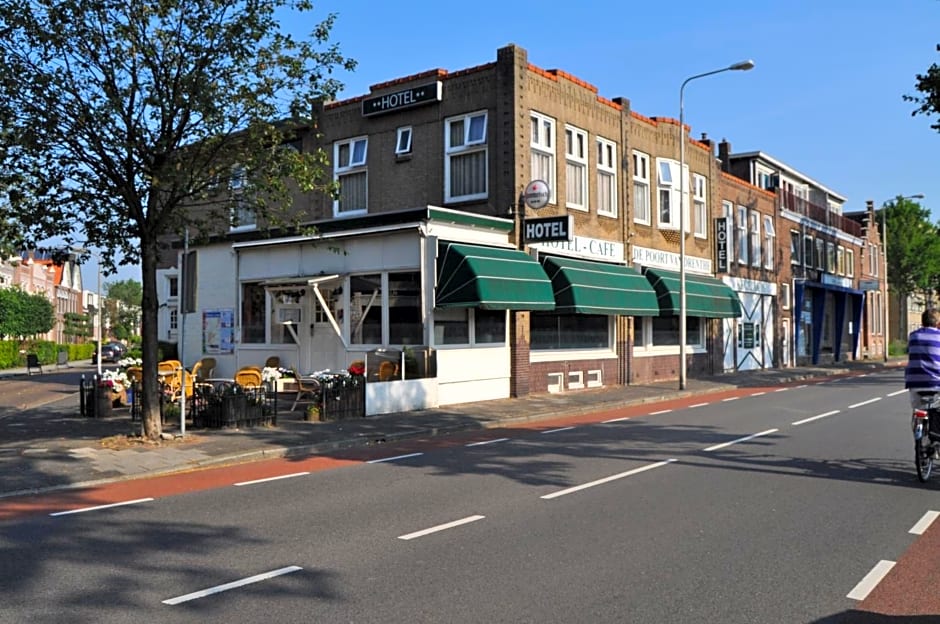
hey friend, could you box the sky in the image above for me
[84,0,940,289]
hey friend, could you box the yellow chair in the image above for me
[125,366,143,385]
[234,367,263,390]
[378,360,397,382]
[197,357,217,380]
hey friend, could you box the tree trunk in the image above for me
[139,227,163,440]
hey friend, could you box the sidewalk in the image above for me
[0,358,905,500]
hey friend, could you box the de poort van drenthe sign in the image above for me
[362,81,442,117]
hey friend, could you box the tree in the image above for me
[881,197,940,337]
[0,0,355,440]
[0,287,55,340]
[905,44,940,131]
[105,279,142,340]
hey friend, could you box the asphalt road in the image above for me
[1,368,937,623]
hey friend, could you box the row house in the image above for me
[0,252,86,343]
[158,44,878,414]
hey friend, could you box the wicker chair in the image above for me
[290,368,321,412]
[234,367,264,390]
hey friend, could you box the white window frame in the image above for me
[530,111,557,205]
[445,110,488,202]
[846,249,855,278]
[749,211,761,267]
[693,174,707,238]
[633,151,651,225]
[816,239,826,271]
[781,282,791,310]
[836,245,846,276]
[790,230,801,265]
[564,124,588,211]
[229,165,256,231]
[633,315,707,356]
[826,241,836,274]
[763,215,775,270]
[333,136,368,216]
[395,126,413,156]
[596,137,617,218]
[736,205,748,265]
[656,158,689,230]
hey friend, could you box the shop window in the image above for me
[270,289,303,344]
[474,309,506,344]
[445,111,487,202]
[349,273,382,345]
[637,316,704,349]
[241,282,266,344]
[388,271,422,345]
[531,313,608,350]
[433,308,469,345]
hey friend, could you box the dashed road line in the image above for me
[465,438,509,447]
[649,409,672,415]
[541,427,575,434]
[703,429,778,452]
[847,560,895,601]
[887,389,908,397]
[540,459,677,500]
[398,515,485,540]
[848,398,881,409]
[689,403,709,408]
[162,566,303,605]
[234,472,309,487]
[367,452,424,464]
[910,510,940,535]
[722,397,740,402]
[751,392,766,397]
[50,498,154,517]
[602,416,630,423]
[792,410,840,426]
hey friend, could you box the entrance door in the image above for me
[301,281,346,374]
[735,292,775,371]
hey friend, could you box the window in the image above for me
[836,246,846,276]
[637,316,704,348]
[790,230,801,265]
[656,159,688,230]
[474,309,506,344]
[445,111,488,202]
[756,166,777,190]
[749,211,761,267]
[736,205,748,265]
[693,174,707,237]
[596,137,617,217]
[869,243,879,276]
[433,308,506,346]
[388,272,422,345]
[846,249,855,278]
[349,273,382,345]
[633,151,651,224]
[781,282,791,310]
[530,112,556,205]
[241,282,266,344]
[271,289,302,345]
[169,309,178,331]
[804,235,815,269]
[334,137,368,215]
[565,125,588,210]
[168,276,179,298]
[531,313,609,350]
[763,215,775,270]
[395,126,413,156]
[722,200,735,264]
[816,238,826,272]
[229,166,256,230]
[826,241,836,274]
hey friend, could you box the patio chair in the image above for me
[264,356,280,368]
[290,368,321,412]
[234,367,264,390]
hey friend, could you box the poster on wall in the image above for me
[203,308,235,354]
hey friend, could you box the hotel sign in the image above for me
[362,81,442,117]
[715,217,729,273]
[533,235,623,262]
[524,216,573,243]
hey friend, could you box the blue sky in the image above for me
[92,0,940,288]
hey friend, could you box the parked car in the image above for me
[91,341,128,364]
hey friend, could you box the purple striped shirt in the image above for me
[905,326,940,388]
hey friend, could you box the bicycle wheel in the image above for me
[915,438,934,482]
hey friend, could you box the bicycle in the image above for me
[912,391,940,482]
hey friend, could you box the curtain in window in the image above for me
[339,171,367,213]
[450,151,485,197]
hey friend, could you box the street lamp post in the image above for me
[72,247,103,377]
[879,193,924,362]
[678,60,754,390]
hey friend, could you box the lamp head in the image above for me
[729,60,755,71]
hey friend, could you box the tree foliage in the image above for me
[0,287,55,339]
[0,0,355,439]
[883,197,940,299]
[106,279,142,307]
[905,44,940,131]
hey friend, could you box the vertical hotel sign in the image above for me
[715,217,729,273]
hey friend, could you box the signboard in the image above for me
[741,322,756,349]
[858,279,880,291]
[523,179,550,210]
[533,235,623,262]
[202,308,234,354]
[524,215,573,243]
[715,217,729,273]
[362,81,442,117]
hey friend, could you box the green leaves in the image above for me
[0,286,55,340]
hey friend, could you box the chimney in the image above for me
[699,132,714,153]
[717,139,732,172]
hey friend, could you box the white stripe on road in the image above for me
[234,472,310,487]
[541,459,677,500]
[649,409,672,415]
[162,566,303,605]
[602,416,631,423]
[848,398,881,409]
[50,498,154,517]
[465,438,509,447]
[689,403,709,408]
[541,427,575,434]
[795,385,808,389]
[367,453,424,464]
[704,429,778,452]
[398,515,485,540]
[774,388,789,392]
[910,510,940,535]
[792,410,840,426]
[722,397,740,402]
[888,389,908,397]
[751,392,766,397]
[847,560,895,601]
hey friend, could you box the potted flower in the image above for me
[305,404,321,422]
[99,370,130,406]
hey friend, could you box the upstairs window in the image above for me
[229,165,256,230]
[445,111,488,202]
[395,127,413,156]
[596,137,617,218]
[693,174,707,238]
[736,205,748,265]
[656,158,689,230]
[633,151,651,225]
[763,215,775,270]
[564,125,588,211]
[530,112,557,205]
[846,249,855,278]
[334,137,368,215]
[749,211,761,267]
[790,230,801,265]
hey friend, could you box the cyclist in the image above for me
[905,308,940,408]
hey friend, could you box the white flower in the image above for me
[262,367,282,382]
[117,357,142,369]
[100,370,130,392]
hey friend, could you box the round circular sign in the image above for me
[523,179,551,210]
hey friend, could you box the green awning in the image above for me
[436,243,555,310]
[541,255,660,316]
[642,267,742,318]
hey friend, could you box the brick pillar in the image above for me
[510,310,530,397]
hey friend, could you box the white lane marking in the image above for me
[847,560,895,601]
[649,409,672,415]
[234,472,310,487]
[689,403,709,408]
[465,437,509,447]
[888,389,908,397]
[910,510,940,535]
[367,452,424,464]
[703,429,778,452]
[541,459,677,500]
[602,416,631,423]
[541,427,575,434]
[774,388,788,393]
[722,397,740,402]
[751,392,766,397]
[162,566,303,605]
[398,515,485,540]
[848,398,881,409]
[792,410,841,426]
[50,498,154,517]
[795,385,808,389]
